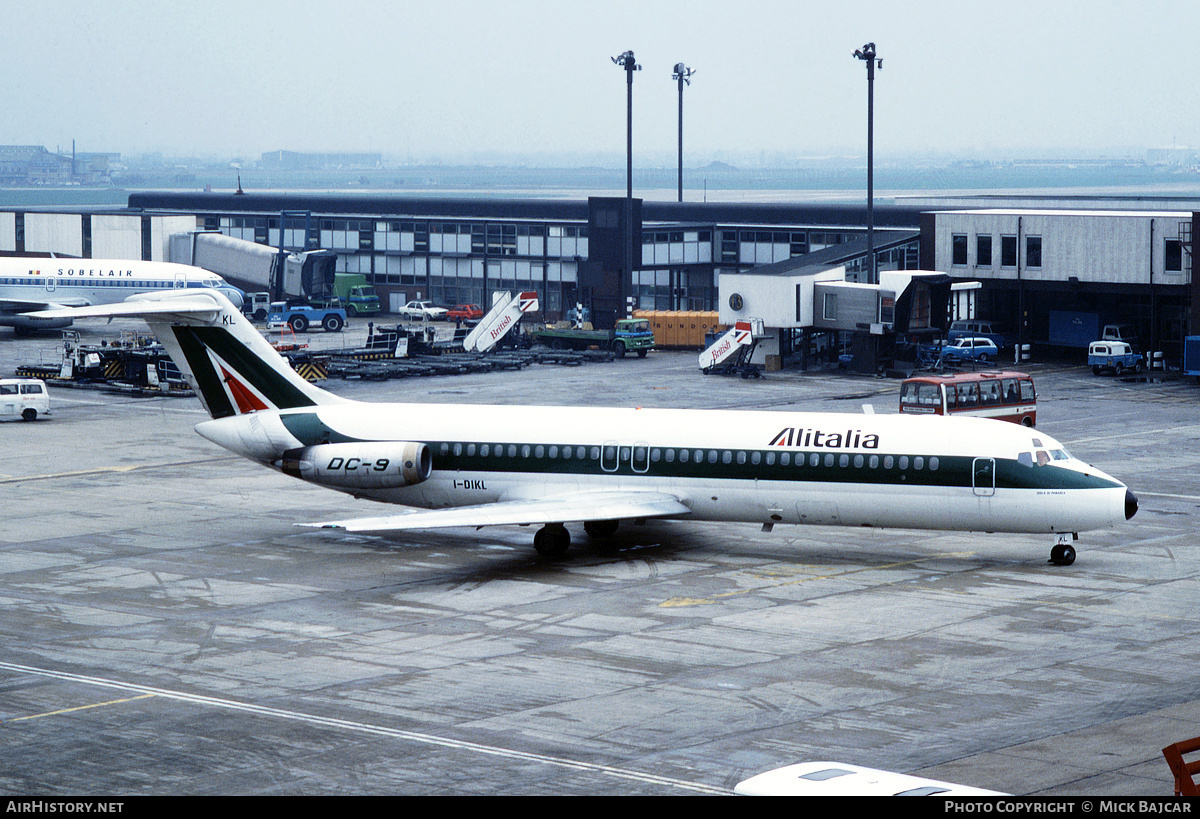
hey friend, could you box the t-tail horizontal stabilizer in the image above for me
[26,290,348,418]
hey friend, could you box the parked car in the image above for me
[941,336,999,363]
[1101,323,1140,350]
[446,304,484,321]
[1088,341,1143,375]
[399,300,449,322]
[0,377,51,421]
[947,319,1010,349]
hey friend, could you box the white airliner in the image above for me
[0,257,242,332]
[30,290,1137,565]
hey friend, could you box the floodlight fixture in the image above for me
[672,63,694,204]
[853,42,882,284]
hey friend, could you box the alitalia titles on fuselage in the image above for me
[768,427,880,449]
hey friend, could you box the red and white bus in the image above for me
[899,371,1037,426]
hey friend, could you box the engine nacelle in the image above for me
[277,441,432,489]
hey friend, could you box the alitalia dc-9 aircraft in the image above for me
[31,290,1137,565]
[0,257,242,332]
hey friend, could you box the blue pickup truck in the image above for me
[1087,341,1143,375]
[266,302,346,333]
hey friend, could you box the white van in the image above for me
[0,378,51,421]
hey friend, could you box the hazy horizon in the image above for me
[6,1,1200,167]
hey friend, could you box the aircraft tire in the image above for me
[534,524,570,557]
[1050,543,1076,566]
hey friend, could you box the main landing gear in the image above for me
[533,519,621,557]
[1049,534,1078,566]
[534,523,570,557]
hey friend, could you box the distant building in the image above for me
[259,151,383,171]
[0,145,116,186]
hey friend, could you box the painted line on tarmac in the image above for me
[1068,423,1200,445]
[0,660,726,795]
[0,457,234,485]
[5,693,156,722]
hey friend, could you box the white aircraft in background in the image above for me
[0,257,242,333]
[30,290,1137,565]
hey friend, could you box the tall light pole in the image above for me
[613,51,640,200]
[853,42,881,284]
[672,62,694,203]
[613,50,640,318]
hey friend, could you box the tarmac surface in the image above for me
[1,319,1198,796]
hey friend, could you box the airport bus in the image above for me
[899,371,1037,426]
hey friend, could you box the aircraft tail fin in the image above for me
[27,290,347,419]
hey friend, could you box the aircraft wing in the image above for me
[2,297,91,313]
[302,490,692,533]
[24,298,223,321]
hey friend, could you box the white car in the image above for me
[734,761,1005,796]
[400,300,448,321]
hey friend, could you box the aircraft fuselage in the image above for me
[197,402,1134,537]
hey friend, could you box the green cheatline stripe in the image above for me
[278,413,1121,492]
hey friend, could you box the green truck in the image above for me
[332,273,381,317]
[529,318,655,358]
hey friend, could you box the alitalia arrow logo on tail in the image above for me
[219,364,270,413]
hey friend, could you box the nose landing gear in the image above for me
[1049,534,1077,566]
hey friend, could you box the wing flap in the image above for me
[302,491,692,533]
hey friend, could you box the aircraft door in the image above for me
[601,441,620,473]
[631,442,649,474]
[972,458,996,497]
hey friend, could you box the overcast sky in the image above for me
[4,0,1197,165]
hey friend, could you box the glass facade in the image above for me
[203,210,907,317]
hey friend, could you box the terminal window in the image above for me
[952,234,967,266]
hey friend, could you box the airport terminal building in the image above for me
[0,191,1194,363]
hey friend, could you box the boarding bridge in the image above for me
[699,318,764,377]
[463,291,539,353]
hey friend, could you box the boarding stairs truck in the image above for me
[463,291,539,353]
[699,319,764,377]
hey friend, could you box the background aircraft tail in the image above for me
[30,290,347,419]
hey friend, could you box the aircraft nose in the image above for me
[219,287,244,309]
[1125,489,1139,520]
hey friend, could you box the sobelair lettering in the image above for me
[58,268,134,277]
